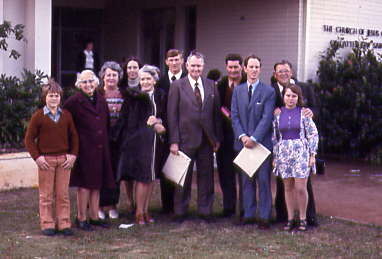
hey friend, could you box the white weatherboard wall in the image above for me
[304,0,382,81]
[1,0,51,77]
[197,0,300,85]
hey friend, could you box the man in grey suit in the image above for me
[167,51,222,222]
[231,54,275,228]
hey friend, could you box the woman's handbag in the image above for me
[316,158,326,175]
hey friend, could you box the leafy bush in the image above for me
[0,70,46,149]
[316,41,382,163]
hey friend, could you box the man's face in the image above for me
[274,64,292,86]
[244,58,261,82]
[226,60,242,80]
[186,56,204,80]
[165,54,183,74]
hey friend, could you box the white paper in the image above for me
[233,143,271,177]
[119,224,134,229]
[162,151,191,187]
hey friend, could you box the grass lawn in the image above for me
[0,184,381,258]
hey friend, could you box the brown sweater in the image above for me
[24,108,79,160]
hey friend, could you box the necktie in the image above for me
[171,75,176,82]
[194,82,202,108]
[248,84,253,102]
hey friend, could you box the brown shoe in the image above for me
[135,214,145,225]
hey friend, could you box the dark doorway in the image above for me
[52,7,103,87]
[141,8,175,72]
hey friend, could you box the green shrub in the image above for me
[0,70,46,149]
[316,41,382,163]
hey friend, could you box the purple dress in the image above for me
[272,107,319,179]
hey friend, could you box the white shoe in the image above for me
[109,209,119,219]
[98,210,106,220]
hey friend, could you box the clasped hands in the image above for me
[35,154,77,170]
[147,115,166,134]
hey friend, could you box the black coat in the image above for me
[114,88,168,183]
[157,70,187,94]
[76,51,100,74]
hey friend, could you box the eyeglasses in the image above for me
[79,79,95,84]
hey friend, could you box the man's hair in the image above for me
[283,84,305,107]
[274,60,293,71]
[186,50,205,64]
[166,49,183,59]
[41,78,63,105]
[243,54,261,67]
[225,53,243,65]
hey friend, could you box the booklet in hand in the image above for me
[233,143,271,177]
[162,151,191,187]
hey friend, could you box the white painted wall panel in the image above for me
[304,0,382,81]
[197,0,300,84]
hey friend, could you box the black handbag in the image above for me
[316,158,326,175]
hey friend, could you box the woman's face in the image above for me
[140,72,155,93]
[283,88,298,109]
[46,91,61,110]
[126,60,139,80]
[79,72,97,96]
[103,68,119,88]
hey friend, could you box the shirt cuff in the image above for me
[238,134,247,141]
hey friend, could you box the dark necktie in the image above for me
[171,75,176,82]
[194,82,202,108]
[248,84,253,102]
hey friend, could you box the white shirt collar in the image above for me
[168,70,183,81]
[188,74,204,102]
[277,82,284,94]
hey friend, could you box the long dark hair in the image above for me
[283,84,305,107]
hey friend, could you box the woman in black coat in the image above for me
[115,65,167,225]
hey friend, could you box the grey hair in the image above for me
[186,51,205,65]
[98,61,124,83]
[139,65,160,82]
[75,70,100,88]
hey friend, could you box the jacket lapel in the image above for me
[77,92,98,115]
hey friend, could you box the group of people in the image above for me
[24,47,319,237]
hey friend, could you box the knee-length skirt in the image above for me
[274,138,311,179]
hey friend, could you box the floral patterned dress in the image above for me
[272,107,319,178]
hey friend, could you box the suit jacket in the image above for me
[157,70,187,94]
[167,76,222,151]
[231,81,275,151]
[271,81,318,115]
[76,51,100,74]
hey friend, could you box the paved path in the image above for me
[310,160,382,226]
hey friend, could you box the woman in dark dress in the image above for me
[115,65,167,225]
[64,70,114,230]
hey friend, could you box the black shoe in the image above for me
[58,228,74,236]
[221,209,235,218]
[307,218,319,227]
[298,219,308,232]
[199,215,215,224]
[41,228,56,236]
[257,220,271,230]
[172,215,186,224]
[76,219,93,231]
[89,219,110,228]
[237,217,256,225]
[283,220,295,231]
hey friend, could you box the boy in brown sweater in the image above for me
[25,79,79,236]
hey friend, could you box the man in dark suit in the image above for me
[157,49,187,214]
[157,49,187,94]
[167,51,222,222]
[216,54,246,217]
[76,40,100,74]
[231,55,275,229]
[271,60,319,227]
